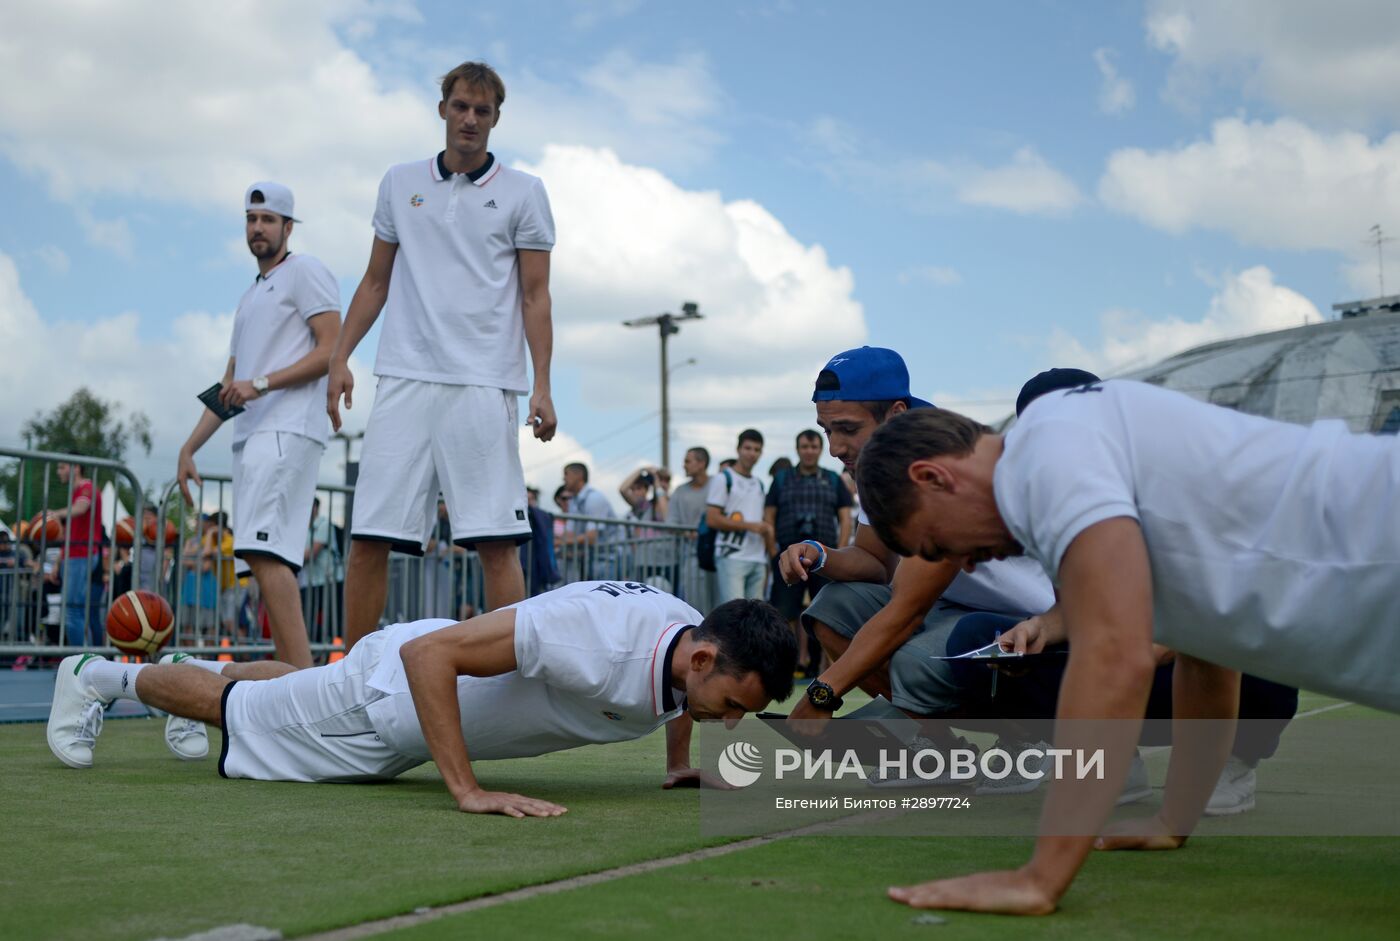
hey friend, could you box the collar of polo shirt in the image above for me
[433,151,501,186]
[652,622,693,715]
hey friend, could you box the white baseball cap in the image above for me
[244,181,301,222]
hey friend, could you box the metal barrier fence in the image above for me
[0,447,147,656]
[1,445,716,661]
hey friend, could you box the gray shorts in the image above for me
[803,581,974,716]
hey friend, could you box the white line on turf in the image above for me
[296,812,900,941]
[297,699,1362,939]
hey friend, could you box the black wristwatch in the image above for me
[806,680,843,712]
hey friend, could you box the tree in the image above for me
[1,388,153,523]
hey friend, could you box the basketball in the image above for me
[106,590,175,657]
[143,516,179,545]
[114,516,137,546]
[28,512,63,544]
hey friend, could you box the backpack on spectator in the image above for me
[695,469,732,572]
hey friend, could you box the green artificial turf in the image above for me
[0,718,734,941]
[385,834,1400,941]
[5,696,1400,940]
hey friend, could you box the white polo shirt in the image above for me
[995,380,1400,713]
[371,152,555,393]
[708,469,767,564]
[856,505,1053,617]
[363,581,699,761]
[229,253,340,446]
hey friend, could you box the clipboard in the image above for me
[198,383,245,422]
[934,639,1068,662]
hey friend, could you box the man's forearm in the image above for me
[815,544,889,583]
[265,325,339,391]
[181,409,225,458]
[401,643,482,799]
[522,291,553,394]
[332,281,387,365]
[665,713,694,770]
[1025,638,1156,897]
[822,602,923,696]
[1160,655,1240,832]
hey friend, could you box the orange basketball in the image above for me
[28,512,63,544]
[142,516,179,545]
[106,590,175,657]
[114,516,137,546]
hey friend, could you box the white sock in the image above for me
[81,661,148,703]
[165,655,228,676]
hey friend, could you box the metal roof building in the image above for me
[1118,294,1400,435]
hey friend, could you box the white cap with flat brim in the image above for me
[244,181,301,222]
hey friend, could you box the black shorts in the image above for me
[768,555,829,621]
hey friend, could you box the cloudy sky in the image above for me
[3,0,1398,511]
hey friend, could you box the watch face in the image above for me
[810,683,831,704]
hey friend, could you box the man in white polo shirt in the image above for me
[327,61,555,650]
[855,382,1400,915]
[707,429,773,602]
[178,182,341,670]
[47,583,798,816]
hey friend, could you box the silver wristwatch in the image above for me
[252,375,270,394]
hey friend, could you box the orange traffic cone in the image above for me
[329,636,345,663]
[217,637,233,663]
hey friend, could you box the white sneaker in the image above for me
[974,740,1051,796]
[158,652,209,760]
[868,735,979,789]
[1204,755,1256,816]
[1115,752,1153,806]
[47,654,108,769]
[164,715,209,760]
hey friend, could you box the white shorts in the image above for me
[351,377,530,554]
[231,431,323,574]
[218,634,421,783]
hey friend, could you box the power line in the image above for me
[522,410,659,475]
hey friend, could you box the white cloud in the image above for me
[954,147,1083,215]
[1047,265,1321,375]
[1093,48,1136,115]
[0,251,374,497]
[76,210,133,258]
[518,144,866,414]
[897,265,962,286]
[33,245,70,274]
[0,1,722,278]
[506,52,722,170]
[1147,0,1400,125]
[0,1,431,275]
[1099,118,1400,267]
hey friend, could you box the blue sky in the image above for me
[2,0,1398,510]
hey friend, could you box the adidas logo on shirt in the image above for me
[483,199,497,209]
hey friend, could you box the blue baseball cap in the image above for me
[812,346,935,408]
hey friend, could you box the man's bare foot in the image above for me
[888,868,1057,915]
[1094,814,1188,851]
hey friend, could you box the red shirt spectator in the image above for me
[56,462,102,558]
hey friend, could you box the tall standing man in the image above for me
[178,183,341,669]
[706,429,773,602]
[327,62,556,650]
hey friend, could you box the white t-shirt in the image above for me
[229,254,340,445]
[996,379,1400,713]
[856,506,1053,617]
[363,581,699,760]
[371,154,555,392]
[708,469,767,564]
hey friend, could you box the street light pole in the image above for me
[622,301,702,469]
